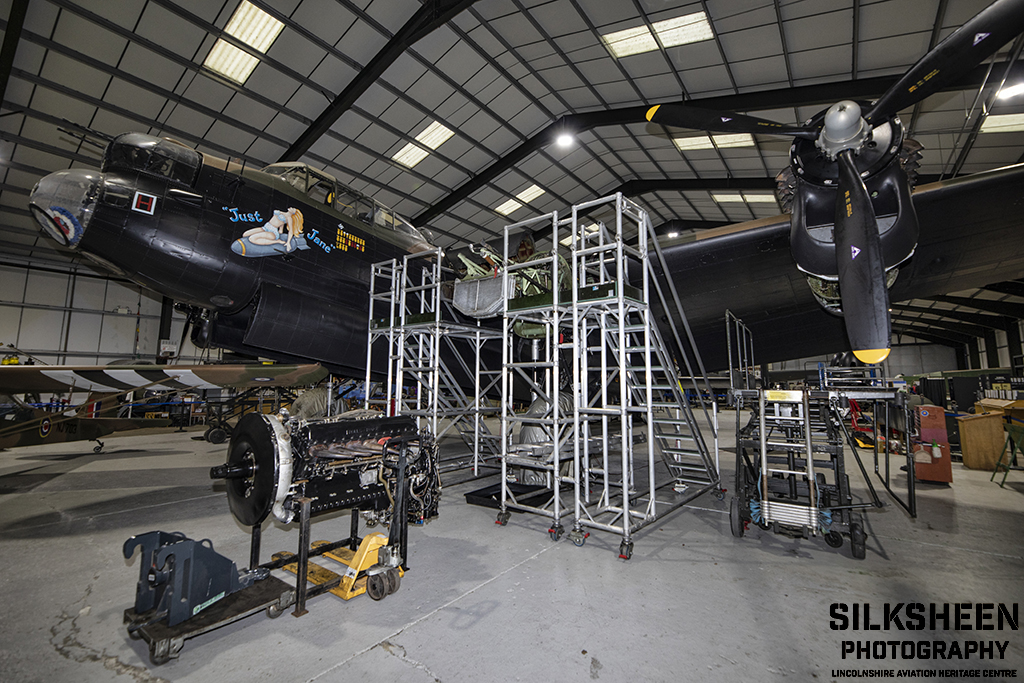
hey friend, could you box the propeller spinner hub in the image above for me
[816,100,870,160]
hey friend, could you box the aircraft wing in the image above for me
[659,163,1024,371]
[0,363,329,394]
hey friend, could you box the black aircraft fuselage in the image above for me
[29,133,435,376]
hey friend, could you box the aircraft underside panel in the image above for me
[243,283,367,369]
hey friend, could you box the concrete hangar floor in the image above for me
[0,420,1021,682]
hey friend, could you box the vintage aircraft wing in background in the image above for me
[657,162,1024,371]
[0,363,328,452]
[0,362,328,394]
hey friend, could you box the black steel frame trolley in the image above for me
[123,430,426,665]
[729,388,883,558]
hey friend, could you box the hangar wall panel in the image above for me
[15,308,66,355]
[0,265,27,299]
[1,263,219,365]
[64,311,102,355]
[71,277,108,310]
[23,270,69,307]
[886,344,956,377]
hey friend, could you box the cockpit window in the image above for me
[257,161,428,243]
[374,205,424,240]
[335,188,361,219]
[103,133,201,187]
[393,214,423,238]
[307,171,335,207]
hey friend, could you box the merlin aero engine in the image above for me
[210,410,441,530]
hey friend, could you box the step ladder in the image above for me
[605,310,715,490]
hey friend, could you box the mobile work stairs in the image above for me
[494,193,721,558]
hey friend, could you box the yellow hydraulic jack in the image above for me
[273,532,404,602]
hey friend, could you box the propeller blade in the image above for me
[834,150,891,364]
[646,103,817,138]
[865,0,1024,124]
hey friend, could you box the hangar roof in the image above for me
[1,0,1022,356]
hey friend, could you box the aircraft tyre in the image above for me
[850,522,866,560]
[729,495,745,538]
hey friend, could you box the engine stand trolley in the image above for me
[729,388,885,559]
[124,414,439,665]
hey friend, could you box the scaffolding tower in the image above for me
[494,194,721,558]
[365,248,502,474]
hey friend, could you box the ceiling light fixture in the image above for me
[980,112,1024,132]
[392,144,430,168]
[516,184,545,203]
[601,25,659,58]
[392,120,455,168]
[601,12,712,58]
[672,133,755,150]
[556,133,574,147]
[495,198,523,216]
[652,13,714,48]
[741,193,778,203]
[495,184,547,217]
[711,192,778,204]
[203,1,284,85]
[416,121,454,149]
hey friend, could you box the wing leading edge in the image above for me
[658,163,1024,371]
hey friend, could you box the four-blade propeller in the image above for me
[646,0,1024,364]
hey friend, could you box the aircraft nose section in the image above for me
[29,169,103,248]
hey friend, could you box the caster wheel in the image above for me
[266,603,286,619]
[824,530,843,548]
[548,525,563,541]
[93,444,103,454]
[569,530,588,547]
[713,489,725,502]
[495,511,510,526]
[850,523,867,560]
[367,573,388,601]
[729,496,745,538]
[206,427,227,444]
[149,640,171,666]
[386,568,401,595]
[618,540,633,560]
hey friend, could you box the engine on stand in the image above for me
[214,409,440,530]
[123,410,440,665]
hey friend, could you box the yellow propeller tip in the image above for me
[853,348,890,364]
[646,105,660,122]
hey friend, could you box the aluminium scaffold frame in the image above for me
[365,249,503,475]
